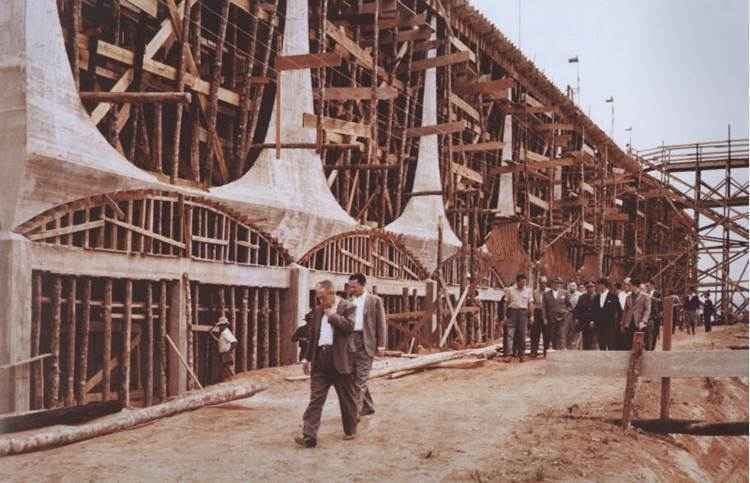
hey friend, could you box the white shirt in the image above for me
[618,291,628,310]
[505,285,533,309]
[569,290,582,309]
[599,290,609,308]
[353,294,366,331]
[318,313,334,346]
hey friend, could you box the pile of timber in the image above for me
[285,343,502,382]
[0,380,268,456]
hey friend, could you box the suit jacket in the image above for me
[573,293,597,324]
[621,292,651,330]
[542,289,571,323]
[357,293,387,358]
[593,292,622,329]
[304,299,356,374]
[684,294,701,312]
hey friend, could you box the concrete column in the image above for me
[282,265,310,364]
[167,276,187,396]
[424,279,438,334]
[0,232,32,414]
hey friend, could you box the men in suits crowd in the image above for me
[346,273,387,418]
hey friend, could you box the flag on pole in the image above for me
[605,96,614,103]
[568,56,579,63]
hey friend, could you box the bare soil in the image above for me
[0,325,747,482]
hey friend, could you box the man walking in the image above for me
[566,282,583,349]
[347,273,386,418]
[702,293,715,332]
[296,280,358,448]
[574,282,598,350]
[530,276,549,357]
[543,277,571,350]
[593,278,621,351]
[504,273,534,362]
[684,287,700,336]
[620,280,652,349]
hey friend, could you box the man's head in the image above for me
[315,280,336,308]
[623,277,633,293]
[585,281,595,295]
[568,282,578,293]
[631,279,641,294]
[348,273,367,297]
[597,278,610,294]
[516,273,527,289]
[552,277,563,291]
[703,292,710,299]
[539,276,548,289]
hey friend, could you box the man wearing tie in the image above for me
[347,273,387,418]
[296,280,357,448]
[593,278,622,350]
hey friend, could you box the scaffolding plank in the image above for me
[276,53,342,70]
[302,113,371,139]
[406,120,466,138]
[409,51,471,72]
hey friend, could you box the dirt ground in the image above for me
[0,325,747,482]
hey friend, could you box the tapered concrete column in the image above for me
[424,279,438,334]
[0,232,32,414]
[167,276,188,396]
[283,265,310,364]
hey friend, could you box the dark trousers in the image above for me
[597,323,616,351]
[549,313,569,350]
[352,332,374,416]
[704,313,712,332]
[302,346,357,439]
[648,319,661,350]
[581,322,598,350]
[505,309,528,357]
[686,311,698,335]
[529,309,549,356]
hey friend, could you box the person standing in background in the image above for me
[543,278,571,350]
[684,287,700,336]
[504,273,534,362]
[530,276,549,358]
[574,281,598,350]
[702,293,715,332]
[593,278,622,350]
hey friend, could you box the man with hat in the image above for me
[573,281,598,350]
[542,277,572,350]
[504,273,534,362]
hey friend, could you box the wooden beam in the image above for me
[302,113,371,139]
[406,120,466,137]
[79,92,191,104]
[409,51,471,72]
[454,78,513,98]
[451,162,483,184]
[276,53,342,70]
[538,123,576,131]
[449,35,476,63]
[528,193,550,210]
[318,86,398,101]
[451,141,505,154]
[449,93,480,122]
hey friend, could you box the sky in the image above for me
[473,0,749,150]
[474,1,748,303]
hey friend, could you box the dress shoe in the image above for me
[294,435,317,448]
[343,432,357,441]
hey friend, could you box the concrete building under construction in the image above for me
[0,0,745,415]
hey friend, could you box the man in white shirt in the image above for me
[347,273,386,418]
[296,280,357,448]
[504,273,534,362]
[566,282,583,349]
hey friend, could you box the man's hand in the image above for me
[376,347,385,358]
[302,360,311,375]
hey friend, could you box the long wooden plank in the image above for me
[546,350,748,378]
[449,93,480,122]
[449,36,476,63]
[451,162,483,184]
[319,86,399,101]
[409,51,471,72]
[454,78,513,98]
[452,141,504,154]
[277,53,342,70]
[406,120,466,138]
[302,113,371,138]
[28,220,105,241]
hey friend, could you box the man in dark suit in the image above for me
[295,280,357,448]
[347,273,387,417]
[574,281,598,350]
[684,288,701,335]
[542,277,571,350]
[702,293,715,332]
[593,278,622,351]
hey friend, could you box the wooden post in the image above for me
[158,280,168,401]
[260,288,270,368]
[31,272,43,409]
[47,276,62,408]
[660,296,674,420]
[168,276,188,397]
[250,288,258,370]
[121,279,132,406]
[65,277,77,407]
[622,331,645,430]
[186,279,194,390]
[144,282,154,407]
[239,288,249,372]
[103,278,113,402]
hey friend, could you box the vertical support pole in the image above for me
[0,234,32,413]
[158,280,168,401]
[48,275,62,408]
[660,296,674,420]
[103,278,112,402]
[249,288,258,370]
[425,279,438,335]
[65,276,77,407]
[275,37,282,160]
[168,275,188,396]
[283,266,310,364]
[259,288,270,368]
[239,287,249,371]
[31,271,44,410]
[621,331,644,430]
[121,279,132,406]
[144,281,154,407]
[77,277,91,406]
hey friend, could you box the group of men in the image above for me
[293,273,387,449]
[503,273,664,360]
